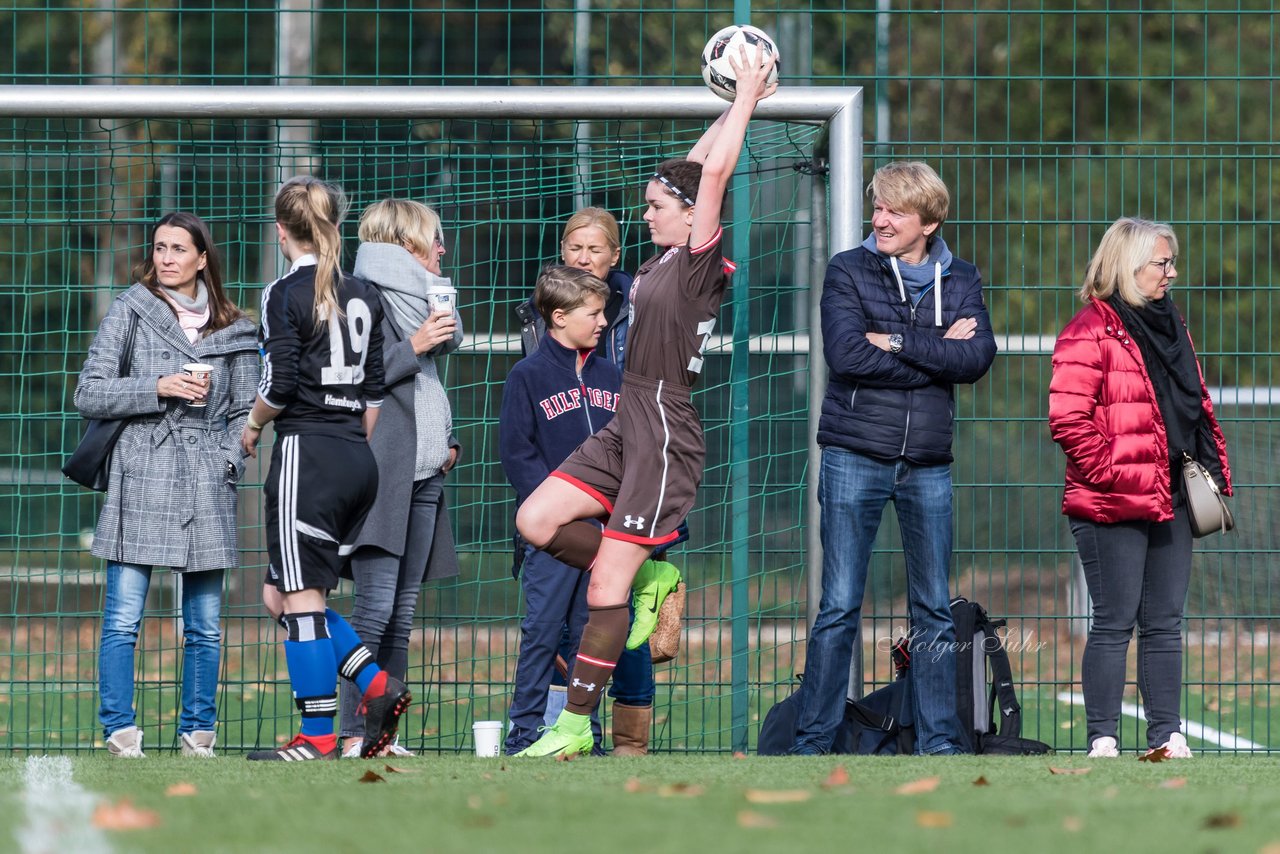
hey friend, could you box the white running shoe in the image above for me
[180,730,216,758]
[106,726,145,758]
[1154,732,1193,759]
[342,739,364,758]
[1088,736,1119,758]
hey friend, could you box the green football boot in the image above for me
[514,710,594,758]
[626,559,681,650]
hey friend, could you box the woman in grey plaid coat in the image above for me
[74,212,259,759]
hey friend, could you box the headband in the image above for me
[653,173,696,207]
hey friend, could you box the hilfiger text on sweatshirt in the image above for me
[538,387,620,420]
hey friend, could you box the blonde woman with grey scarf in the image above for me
[339,199,463,757]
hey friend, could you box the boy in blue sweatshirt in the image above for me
[500,265,622,754]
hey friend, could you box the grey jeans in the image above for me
[1070,494,1193,749]
[340,474,443,739]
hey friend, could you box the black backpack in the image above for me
[948,596,1050,755]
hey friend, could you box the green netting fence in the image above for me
[1,3,1278,755]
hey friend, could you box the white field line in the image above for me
[16,756,110,854]
[1056,691,1267,751]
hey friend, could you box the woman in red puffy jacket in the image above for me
[1049,217,1230,761]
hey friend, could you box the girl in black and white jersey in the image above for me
[241,176,411,761]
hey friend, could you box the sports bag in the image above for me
[757,676,913,756]
[62,310,138,492]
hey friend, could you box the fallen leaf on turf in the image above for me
[1257,841,1280,854]
[482,773,493,781]
[164,782,197,797]
[733,751,747,760]
[554,752,575,763]
[822,766,850,788]
[1160,777,1188,789]
[1102,786,1119,798]
[1204,812,1241,829]
[737,810,778,829]
[383,764,419,774]
[657,782,705,798]
[92,800,161,830]
[972,776,990,787]
[624,777,649,793]
[1048,766,1091,776]
[916,811,952,828]
[1062,816,1083,832]
[358,770,386,783]
[745,789,811,804]
[467,795,483,810]
[1140,747,1170,762]
[1004,816,1027,828]
[896,776,940,795]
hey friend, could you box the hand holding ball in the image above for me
[701,25,780,102]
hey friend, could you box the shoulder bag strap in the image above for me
[118,310,138,377]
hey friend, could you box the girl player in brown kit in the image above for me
[515,43,777,756]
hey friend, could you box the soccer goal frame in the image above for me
[5,84,862,751]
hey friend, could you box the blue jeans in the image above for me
[793,447,963,755]
[99,562,224,738]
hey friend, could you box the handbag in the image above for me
[1181,452,1234,538]
[62,311,139,491]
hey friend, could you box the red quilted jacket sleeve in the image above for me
[1048,312,1116,489]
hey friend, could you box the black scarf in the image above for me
[1107,295,1203,477]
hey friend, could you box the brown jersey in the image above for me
[626,228,735,388]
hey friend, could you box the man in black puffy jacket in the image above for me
[791,161,997,756]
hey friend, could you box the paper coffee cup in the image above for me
[472,720,503,758]
[428,288,456,315]
[182,362,214,408]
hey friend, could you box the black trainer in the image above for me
[359,676,412,758]
[246,734,339,761]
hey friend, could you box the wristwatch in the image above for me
[888,333,904,354]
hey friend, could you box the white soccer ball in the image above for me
[700,24,780,102]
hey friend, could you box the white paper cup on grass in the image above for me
[472,720,503,758]
[182,362,214,408]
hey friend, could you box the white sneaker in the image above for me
[385,737,415,758]
[342,739,364,759]
[1154,732,1193,759]
[1088,736,1119,758]
[180,731,216,758]
[106,726,145,758]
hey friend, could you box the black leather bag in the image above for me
[62,311,138,492]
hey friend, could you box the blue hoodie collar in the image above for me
[861,232,953,283]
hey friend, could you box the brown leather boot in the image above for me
[610,702,652,756]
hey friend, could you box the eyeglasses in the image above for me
[1149,257,1177,273]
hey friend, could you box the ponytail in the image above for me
[274,176,349,327]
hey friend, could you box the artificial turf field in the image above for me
[5,754,1280,853]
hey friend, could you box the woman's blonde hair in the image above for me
[868,161,950,226]
[358,198,443,257]
[561,206,621,250]
[1080,217,1179,306]
[275,176,348,327]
